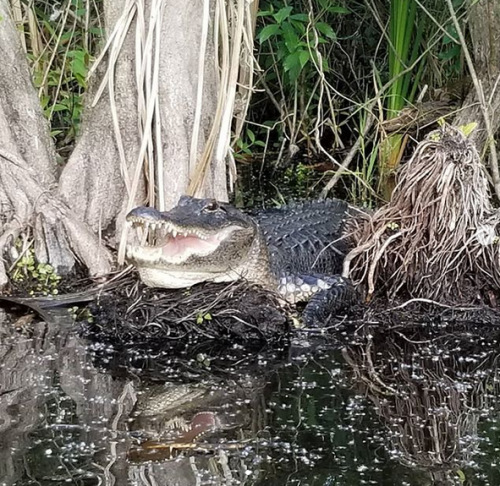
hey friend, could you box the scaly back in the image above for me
[252,199,350,276]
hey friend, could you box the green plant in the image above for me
[282,162,316,197]
[68,305,94,323]
[378,0,425,199]
[348,109,379,207]
[196,353,212,368]
[196,312,212,324]
[234,128,267,160]
[255,1,350,152]
[258,2,343,84]
[19,0,103,157]
[437,0,467,77]
[11,246,61,295]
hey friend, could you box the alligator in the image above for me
[125,196,357,327]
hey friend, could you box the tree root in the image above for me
[0,221,24,287]
[35,197,113,277]
[0,150,113,288]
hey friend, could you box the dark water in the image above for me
[1,306,500,486]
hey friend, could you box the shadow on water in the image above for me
[1,303,500,485]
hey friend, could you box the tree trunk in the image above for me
[157,0,227,209]
[0,0,113,285]
[453,0,500,153]
[0,0,240,284]
[57,0,143,235]
[59,0,227,238]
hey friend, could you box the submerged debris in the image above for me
[344,125,500,302]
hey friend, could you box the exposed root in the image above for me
[0,221,24,286]
[35,197,113,277]
[0,150,113,287]
[344,125,500,302]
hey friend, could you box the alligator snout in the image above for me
[127,206,164,223]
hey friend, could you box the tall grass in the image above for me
[379,0,425,199]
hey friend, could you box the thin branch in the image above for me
[444,0,500,200]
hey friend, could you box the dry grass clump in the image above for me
[343,125,500,302]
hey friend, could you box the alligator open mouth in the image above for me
[126,213,241,263]
[124,200,257,288]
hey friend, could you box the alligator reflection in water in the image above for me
[1,306,500,485]
[88,335,416,486]
[125,375,270,483]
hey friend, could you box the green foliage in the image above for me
[11,246,61,296]
[196,312,212,324]
[437,0,467,77]
[196,353,212,368]
[23,0,103,157]
[234,128,267,160]
[252,0,354,157]
[386,0,422,116]
[349,112,379,208]
[246,0,467,204]
[378,0,451,198]
[241,1,354,203]
[456,469,466,484]
[257,1,344,84]
[69,306,94,323]
[439,24,461,68]
[283,162,316,197]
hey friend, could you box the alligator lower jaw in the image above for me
[134,266,235,289]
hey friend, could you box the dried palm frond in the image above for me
[344,125,500,302]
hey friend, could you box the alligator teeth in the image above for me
[130,220,214,243]
[140,227,148,246]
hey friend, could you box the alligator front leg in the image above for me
[278,274,357,328]
[302,276,357,327]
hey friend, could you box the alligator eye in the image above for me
[203,200,220,212]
